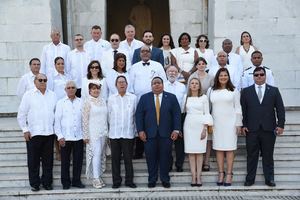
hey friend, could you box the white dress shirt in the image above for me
[100,47,131,76]
[106,70,131,97]
[66,48,91,88]
[242,66,275,89]
[49,72,70,101]
[108,92,137,139]
[196,48,217,70]
[119,39,144,63]
[255,83,266,103]
[84,39,110,62]
[228,52,244,78]
[17,88,57,136]
[164,80,186,111]
[55,96,83,141]
[153,93,163,106]
[16,71,36,98]
[209,64,241,90]
[40,42,70,79]
[129,60,167,100]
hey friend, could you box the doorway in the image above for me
[107,0,170,46]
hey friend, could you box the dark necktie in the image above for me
[113,50,118,58]
[227,55,230,64]
[142,62,150,66]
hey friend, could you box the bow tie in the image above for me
[142,62,150,66]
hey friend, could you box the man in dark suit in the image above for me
[136,77,181,188]
[132,30,164,66]
[241,67,285,187]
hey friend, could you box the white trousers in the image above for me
[90,137,106,179]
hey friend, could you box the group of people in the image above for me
[17,24,285,192]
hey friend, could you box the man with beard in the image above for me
[132,30,164,66]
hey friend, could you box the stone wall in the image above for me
[209,0,300,106]
[66,0,107,48]
[0,0,62,113]
[169,0,208,46]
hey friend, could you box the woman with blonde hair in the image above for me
[183,77,213,186]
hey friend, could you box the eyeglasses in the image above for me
[253,73,265,77]
[199,39,207,43]
[37,79,47,83]
[141,50,150,53]
[90,66,100,69]
[110,39,119,42]
[66,86,76,89]
[75,38,83,41]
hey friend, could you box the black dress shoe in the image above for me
[43,185,53,190]
[148,182,156,188]
[265,180,276,187]
[176,167,183,172]
[31,186,40,192]
[112,183,121,189]
[72,183,85,188]
[162,182,171,188]
[125,183,137,188]
[190,183,197,187]
[63,185,70,190]
[244,181,254,186]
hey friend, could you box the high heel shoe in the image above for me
[216,172,225,186]
[224,172,233,186]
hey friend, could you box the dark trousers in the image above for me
[60,140,84,186]
[246,127,276,182]
[134,137,144,157]
[144,136,173,183]
[26,134,54,187]
[110,138,134,185]
[170,136,185,169]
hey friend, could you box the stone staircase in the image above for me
[0,110,299,199]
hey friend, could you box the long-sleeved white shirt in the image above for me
[106,70,131,97]
[119,39,144,64]
[100,47,131,76]
[84,39,110,62]
[40,42,70,78]
[164,80,186,111]
[16,71,36,98]
[48,72,70,101]
[17,88,57,136]
[108,92,137,139]
[54,97,83,141]
[66,48,91,88]
[129,60,167,100]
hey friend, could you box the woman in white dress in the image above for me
[235,31,258,70]
[82,82,108,189]
[158,33,175,70]
[188,57,214,172]
[81,60,108,100]
[195,35,216,70]
[106,53,131,97]
[184,78,213,186]
[171,32,199,84]
[208,68,242,186]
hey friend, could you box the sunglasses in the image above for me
[37,79,47,83]
[199,39,207,43]
[90,66,100,69]
[75,38,83,41]
[111,39,119,42]
[66,86,76,89]
[254,73,265,77]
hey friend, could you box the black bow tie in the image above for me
[142,62,150,66]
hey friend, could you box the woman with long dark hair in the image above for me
[207,68,242,186]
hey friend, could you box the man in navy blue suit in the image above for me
[136,77,181,188]
[241,67,285,187]
[132,30,164,66]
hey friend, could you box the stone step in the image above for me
[0,159,298,174]
[0,183,300,200]
[0,168,299,188]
